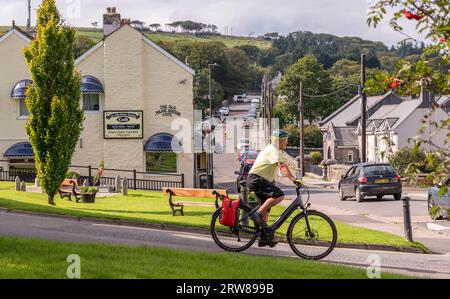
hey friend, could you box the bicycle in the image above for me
[211,182,338,260]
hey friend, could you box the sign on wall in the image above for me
[104,111,143,139]
[155,105,181,117]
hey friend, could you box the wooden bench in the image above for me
[162,187,228,216]
[59,179,81,202]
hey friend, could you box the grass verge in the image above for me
[0,235,410,279]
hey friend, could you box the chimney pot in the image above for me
[103,7,121,36]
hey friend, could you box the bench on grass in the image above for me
[162,187,228,216]
[59,179,81,202]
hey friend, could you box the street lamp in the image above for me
[207,63,219,189]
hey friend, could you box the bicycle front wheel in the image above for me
[287,210,337,260]
[211,205,259,252]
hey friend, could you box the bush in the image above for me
[80,186,98,194]
[388,147,426,177]
[66,171,80,179]
[309,151,323,165]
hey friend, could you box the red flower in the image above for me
[440,37,447,43]
[387,78,403,89]
[403,9,423,21]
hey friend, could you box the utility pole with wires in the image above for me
[27,0,31,30]
[360,53,367,163]
[268,83,273,135]
[298,81,305,178]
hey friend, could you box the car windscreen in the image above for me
[363,165,396,176]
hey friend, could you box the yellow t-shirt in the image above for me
[249,143,285,182]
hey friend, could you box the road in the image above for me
[1,210,450,278]
[213,102,450,255]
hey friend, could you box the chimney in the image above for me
[419,86,435,108]
[103,7,121,36]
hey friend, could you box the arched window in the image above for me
[81,76,104,111]
[327,146,332,159]
[144,133,182,173]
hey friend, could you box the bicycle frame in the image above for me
[239,186,309,233]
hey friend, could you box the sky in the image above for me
[1,0,424,47]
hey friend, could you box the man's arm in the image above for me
[277,162,296,182]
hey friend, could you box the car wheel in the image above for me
[428,196,443,220]
[356,188,364,203]
[377,195,383,200]
[394,193,402,201]
[339,187,346,201]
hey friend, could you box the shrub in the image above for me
[80,186,98,194]
[388,147,426,177]
[309,151,323,165]
[66,171,80,179]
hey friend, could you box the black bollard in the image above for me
[402,197,414,242]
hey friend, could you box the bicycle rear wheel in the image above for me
[211,205,259,252]
[287,210,337,260]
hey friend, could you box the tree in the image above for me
[149,23,161,32]
[23,0,84,205]
[73,35,96,58]
[276,54,333,123]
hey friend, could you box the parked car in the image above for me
[202,117,217,132]
[251,99,260,107]
[213,111,224,122]
[338,163,402,202]
[219,107,229,116]
[428,177,450,220]
[239,150,260,164]
[242,116,255,128]
[233,95,245,103]
[235,159,255,193]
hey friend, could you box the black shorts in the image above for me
[247,173,285,205]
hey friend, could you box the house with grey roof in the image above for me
[320,89,449,165]
[320,91,403,164]
[357,89,449,163]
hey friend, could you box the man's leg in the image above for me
[258,196,284,223]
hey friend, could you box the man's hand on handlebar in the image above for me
[293,179,303,187]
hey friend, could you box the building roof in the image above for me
[333,126,358,147]
[0,26,33,44]
[319,91,394,128]
[368,98,422,130]
[75,25,195,76]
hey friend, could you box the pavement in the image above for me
[1,210,450,279]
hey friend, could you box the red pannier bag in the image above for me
[219,197,241,227]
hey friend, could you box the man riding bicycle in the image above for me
[247,130,303,247]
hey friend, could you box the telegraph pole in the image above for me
[268,83,273,135]
[27,0,31,30]
[360,53,367,163]
[298,81,305,178]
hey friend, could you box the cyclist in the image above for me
[247,129,303,247]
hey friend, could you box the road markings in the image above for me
[426,223,450,231]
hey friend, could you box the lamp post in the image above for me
[207,63,219,189]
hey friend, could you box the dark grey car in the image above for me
[428,177,450,220]
[338,163,402,202]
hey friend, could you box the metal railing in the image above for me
[0,160,184,191]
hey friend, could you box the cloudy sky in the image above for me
[1,0,423,46]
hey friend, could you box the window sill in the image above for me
[84,110,102,114]
[17,116,29,120]
[143,172,179,177]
